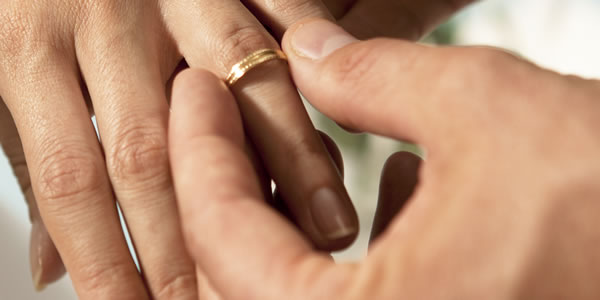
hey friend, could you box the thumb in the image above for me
[282,18,528,147]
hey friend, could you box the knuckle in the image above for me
[107,125,169,182]
[454,47,517,84]
[155,272,197,299]
[77,259,137,293]
[324,42,380,92]
[433,47,531,144]
[435,47,519,106]
[36,146,105,205]
[217,23,276,72]
[265,0,322,17]
[182,213,218,261]
[0,10,36,58]
[76,1,144,57]
[473,47,515,67]
[321,41,389,128]
[183,195,246,254]
[0,8,70,74]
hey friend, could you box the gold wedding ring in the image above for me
[226,49,288,87]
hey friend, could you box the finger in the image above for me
[272,131,344,221]
[241,0,334,39]
[166,62,272,200]
[0,57,146,298]
[76,12,197,298]
[370,151,421,244]
[283,19,530,147]
[335,0,474,39]
[0,100,65,290]
[170,69,350,300]
[165,0,359,250]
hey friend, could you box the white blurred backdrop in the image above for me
[2,0,599,298]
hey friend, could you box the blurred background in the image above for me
[2,0,599,298]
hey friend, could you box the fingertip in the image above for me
[172,68,226,109]
[317,133,360,250]
[271,130,356,251]
[283,18,356,61]
[370,151,422,242]
[383,151,422,174]
[174,68,221,86]
[281,17,321,54]
[169,68,242,150]
[322,225,358,251]
[165,59,190,105]
[310,186,359,250]
[288,35,434,144]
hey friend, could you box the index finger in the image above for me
[169,69,346,300]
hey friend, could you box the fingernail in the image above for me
[33,269,46,292]
[310,187,356,240]
[291,19,357,60]
[30,222,46,292]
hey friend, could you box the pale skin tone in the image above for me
[170,19,600,300]
[0,0,474,298]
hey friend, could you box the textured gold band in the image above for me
[225,49,288,87]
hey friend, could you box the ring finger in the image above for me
[163,0,358,250]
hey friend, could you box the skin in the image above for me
[170,19,600,300]
[0,0,472,297]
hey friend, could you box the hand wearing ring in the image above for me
[0,0,475,298]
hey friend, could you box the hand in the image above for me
[0,0,474,295]
[169,19,600,299]
[0,0,475,296]
[0,1,358,298]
